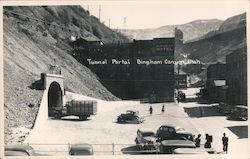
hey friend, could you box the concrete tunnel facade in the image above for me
[32,73,64,129]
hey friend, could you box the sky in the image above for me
[81,1,248,29]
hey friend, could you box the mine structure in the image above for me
[71,37,176,103]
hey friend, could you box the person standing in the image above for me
[149,106,153,115]
[194,134,201,147]
[222,133,229,153]
[204,134,212,148]
[161,104,165,113]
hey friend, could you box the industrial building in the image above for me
[71,37,175,102]
[226,50,247,105]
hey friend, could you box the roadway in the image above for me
[24,89,248,158]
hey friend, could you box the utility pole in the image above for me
[109,18,110,28]
[177,63,180,104]
[123,17,127,33]
[99,5,101,22]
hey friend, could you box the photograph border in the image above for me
[1,0,249,159]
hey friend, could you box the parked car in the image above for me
[135,129,159,152]
[156,125,194,142]
[159,139,196,154]
[217,102,232,114]
[228,105,248,121]
[69,144,94,156]
[5,144,43,156]
[117,110,144,124]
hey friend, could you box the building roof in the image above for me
[213,80,226,86]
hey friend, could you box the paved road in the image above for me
[180,88,249,157]
[25,92,198,156]
[25,89,248,157]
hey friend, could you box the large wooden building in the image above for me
[226,50,247,105]
[72,37,175,102]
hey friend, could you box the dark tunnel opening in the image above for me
[48,81,63,117]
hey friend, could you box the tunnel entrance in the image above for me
[48,81,63,117]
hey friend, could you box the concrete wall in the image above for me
[32,74,64,129]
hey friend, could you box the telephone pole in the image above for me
[123,17,127,32]
[99,5,101,21]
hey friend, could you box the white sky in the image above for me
[81,1,248,29]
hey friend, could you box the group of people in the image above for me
[148,105,229,153]
[149,105,165,114]
[194,133,229,153]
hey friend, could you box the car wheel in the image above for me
[117,117,123,123]
[79,116,87,121]
[54,112,61,119]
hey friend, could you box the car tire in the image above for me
[54,112,61,119]
[79,116,87,121]
[117,117,123,123]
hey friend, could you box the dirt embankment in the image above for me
[3,6,126,144]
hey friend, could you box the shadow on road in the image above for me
[226,125,248,139]
[184,106,223,118]
[60,118,91,122]
[181,98,197,103]
[196,98,216,104]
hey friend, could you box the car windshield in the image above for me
[160,126,175,132]
[142,132,155,137]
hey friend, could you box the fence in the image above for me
[26,143,159,156]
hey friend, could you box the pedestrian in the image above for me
[194,134,201,147]
[204,134,212,148]
[222,133,229,153]
[149,106,153,115]
[161,104,165,113]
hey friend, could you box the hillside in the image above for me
[3,6,127,144]
[122,19,223,42]
[181,13,247,64]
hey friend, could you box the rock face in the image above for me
[3,6,127,144]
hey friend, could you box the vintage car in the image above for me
[159,139,196,154]
[135,129,159,152]
[227,105,248,121]
[217,102,233,114]
[5,144,43,156]
[69,144,94,156]
[117,110,144,124]
[156,125,194,142]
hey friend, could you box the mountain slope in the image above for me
[181,13,246,64]
[122,19,223,42]
[3,6,125,144]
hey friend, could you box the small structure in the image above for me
[205,63,227,102]
[175,74,187,89]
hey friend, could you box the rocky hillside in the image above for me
[3,6,127,144]
[122,19,223,42]
[181,13,246,64]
